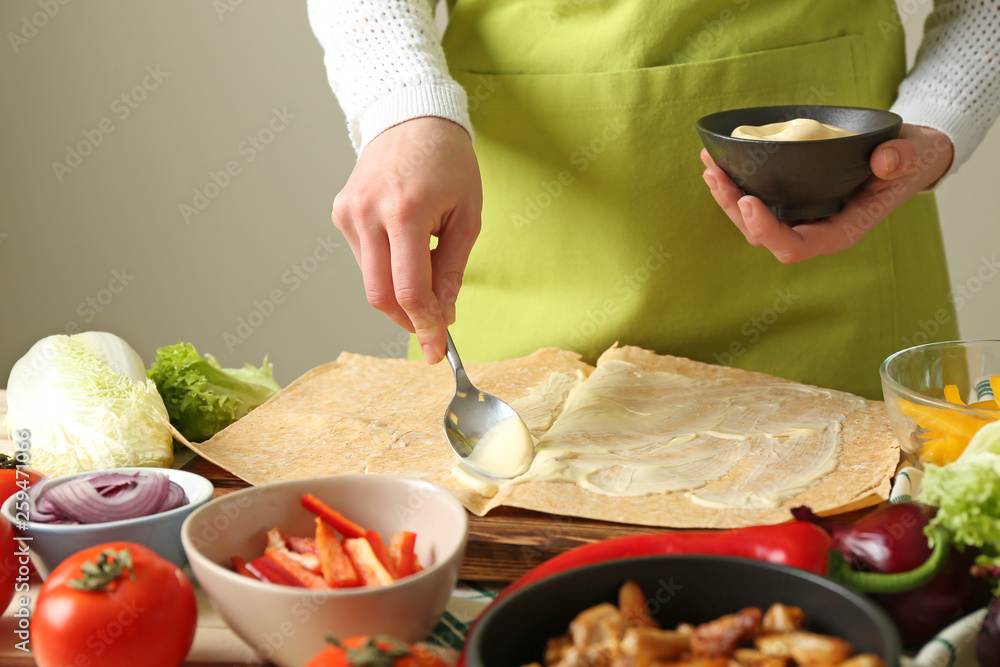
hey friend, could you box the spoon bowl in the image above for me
[443,333,534,478]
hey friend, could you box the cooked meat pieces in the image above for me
[691,607,763,657]
[620,627,690,661]
[570,603,627,649]
[755,632,854,665]
[619,579,658,629]
[761,604,806,634]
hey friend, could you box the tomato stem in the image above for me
[67,548,135,592]
[324,635,413,667]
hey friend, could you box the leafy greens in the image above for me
[147,342,280,443]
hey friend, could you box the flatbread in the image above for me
[187,345,899,528]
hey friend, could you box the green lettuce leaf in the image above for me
[920,419,1000,566]
[147,342,280,442]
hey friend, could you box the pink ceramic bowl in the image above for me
[181,473,468,667]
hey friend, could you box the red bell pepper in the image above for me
[230,556,256,579]
[302,493,365,539]
[264,546,328,589]
[285,535,318,556]
[245,554,306,587]
[508,522,834,596]
[364,529,398,579]
[390,531,418,578]
[343,537,395,586]
[315,518,363,588]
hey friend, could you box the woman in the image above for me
[307,0,999,398]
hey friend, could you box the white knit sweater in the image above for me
[307,0,1000,174]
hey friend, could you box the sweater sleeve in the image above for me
[306,0,472,154]
[890,0,1000,174]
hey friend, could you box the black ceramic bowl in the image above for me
[696,105,902,220]
[464,555,901,667]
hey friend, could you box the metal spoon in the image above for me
[443,332,534,478]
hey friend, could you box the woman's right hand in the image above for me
[332,117,483,364]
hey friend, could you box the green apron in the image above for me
[416,0,957,399]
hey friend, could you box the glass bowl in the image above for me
[880,340,1000,464]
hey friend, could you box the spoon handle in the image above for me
[445,331,471,389]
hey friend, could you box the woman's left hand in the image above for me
[700,124,954,263]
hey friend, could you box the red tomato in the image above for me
[0,468,42,507]
[0,453,42,505]
[0,516,17,614]
[32,542,197,667]
[305,636,450,667]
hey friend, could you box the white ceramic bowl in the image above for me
[181,473,468,667]
[0,467,213,579]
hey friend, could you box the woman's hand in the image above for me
[700,124,954,263]
[332,117,483,364]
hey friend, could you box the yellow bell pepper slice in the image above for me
[991,374,1000,404]
[943,384,965,406]
[970,399,1000,411]
[919,434,967,466]
[898,398,994,442]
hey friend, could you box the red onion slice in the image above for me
[156,481,188,512]
[35,471,187,525]
[27,481,61,523]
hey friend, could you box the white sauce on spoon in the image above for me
[462,414,534,479]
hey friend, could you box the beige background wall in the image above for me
[1,1,997,387]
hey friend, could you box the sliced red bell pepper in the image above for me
[230,556,257,580]
[364,529,398,579]
[267,526,320,573]
[245,554,306,587]
[264,546,329,589]
[286,535,318,555]
[389,531,418,578]
[343,537,395,586]
[315,518,363,588]
[301,493,365,539]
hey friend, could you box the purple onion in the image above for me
[30,471,188,525]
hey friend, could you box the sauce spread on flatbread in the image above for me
[452,360,865,510]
